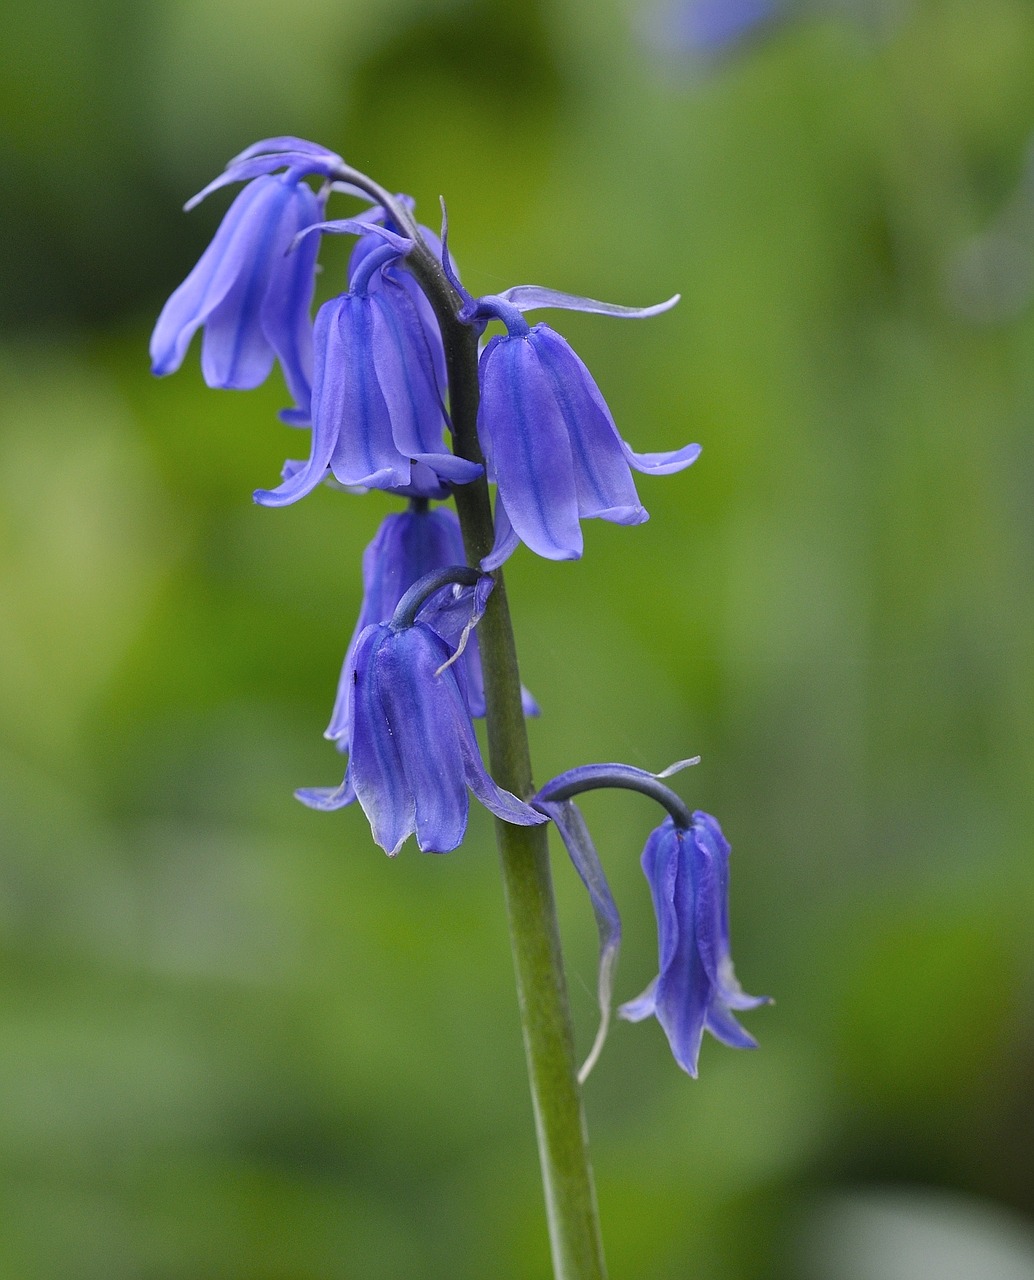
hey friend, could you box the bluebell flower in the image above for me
[457,286,700,567]
[324,503,538,744]
[150,137,347,422]
[620,811,769,1077]
[534,761,766,1078]
[254,221,481,506]
[660,0,785,55]
[298,570,546,855]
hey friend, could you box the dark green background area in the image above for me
[2,1,1033,1276]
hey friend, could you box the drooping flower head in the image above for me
[299,567,546,856]
[439,232,701,565]
[619,810,770,1077]
[254,220,481,506]
[534,761,767,1078]
[150,137,348,422]
[324,503,538,745]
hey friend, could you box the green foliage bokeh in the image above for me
[1,1,1033,1276]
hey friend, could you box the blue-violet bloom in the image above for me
[656,0,785,56]
[324,503,537,744]
[465,287,701,567]
[620,810,769,1076]
[150,137,347,422]
[298,572,546,855]
[255,221,481,505]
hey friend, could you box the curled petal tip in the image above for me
[497,284,681,319]
[656,757,701,778]
[294,784,353,811]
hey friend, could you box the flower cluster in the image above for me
[152,137,765,1078]
[152,138,699,562]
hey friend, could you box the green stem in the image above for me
[405,237,608,1280]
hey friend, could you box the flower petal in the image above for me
[260,180,323,414]
[197,178,321,394]
[478,335,583,562]
[499,285,680,319]
[530,326,647,524]
[705,1003,760,1049]
[643,820,711,1076]
[622,439,702,475]
[252,300,345,506]
[229,136,345,165]
[327,296,412,489]
[296,218,414,256]
[618,977,658,1023]
[481,495,521,572]
[441,666,546,828]
[185,149,343,209]
[348,628,417,856]
[150,177,275,376]
[367,284,482,485]
[379,626,471,853]
[295,776,356,810]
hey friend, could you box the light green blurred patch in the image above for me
[594,1034,831,1279]
[0,345,185,761]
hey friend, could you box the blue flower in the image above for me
[150,137,347,422]
[534,761,766,1078]
[460,287,700,567]
[662,0,784,54]
[298,571,546,855]
[254,221,481,506]
[620,811,769,1077]
[323,504,538,744]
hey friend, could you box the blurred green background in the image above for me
[2,0,1034,1276]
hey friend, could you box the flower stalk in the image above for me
[406,236,609,1280]
[151,140,766,1278]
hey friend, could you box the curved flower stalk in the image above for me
[534,761,768,1078]
[298,567,546,855]
[458,287,701,567]
[254,221,481,506]
[149,139,348,422]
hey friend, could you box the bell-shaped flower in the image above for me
[254,222,481,506]
[297,568,546,856]
[534,760,766,1078]
[323,504,538,743]
[462,288,701,567]
[619,810,769,1077]
[150,137,347,422]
